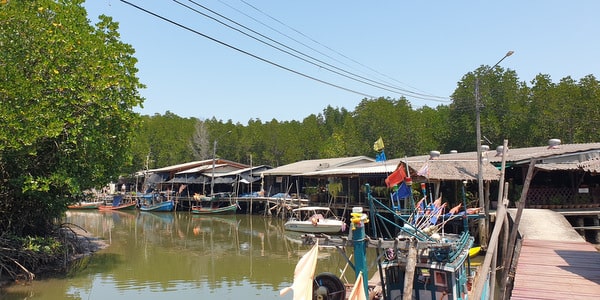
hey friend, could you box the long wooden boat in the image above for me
[98,195,136,211]
[191,192,238,214]
[67,201,104,210]
[99,201,136,211]
[139,200,174,212]
[191,203,238,214]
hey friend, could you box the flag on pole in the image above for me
[385,162,407,188]
[375,150,387,162]
[373,137,385,152]
[430,202,447,224]
[448,203,462,215]
[417,162,430,177]
[392,181,412,200]
[280,241,319,300]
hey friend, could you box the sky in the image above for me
[83,1,600,124]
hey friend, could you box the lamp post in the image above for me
[475,50,513,246]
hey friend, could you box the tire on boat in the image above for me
[313,272,346,300]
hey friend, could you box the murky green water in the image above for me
[2,211,377,300]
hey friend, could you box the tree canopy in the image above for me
[131,68,599,173]
[0,0,144,236]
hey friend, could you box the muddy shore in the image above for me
[0,226,108,289]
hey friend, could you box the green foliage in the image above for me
[22,235,62,254]
[129,70,600,172]
[0,0,143,236]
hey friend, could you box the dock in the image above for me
[509,209,600,300]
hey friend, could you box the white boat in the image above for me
[284,206,346,234]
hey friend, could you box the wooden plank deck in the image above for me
[511,239,600,300]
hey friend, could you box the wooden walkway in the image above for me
[511,239,600,299]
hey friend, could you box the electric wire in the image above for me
[226,0,448,102]
[119,0,376,98]
[236,0,448,102]
[178,0,447,102]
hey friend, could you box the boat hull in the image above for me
[284,206,345,234]
[191,204,237,214]
[284,220,344,233]
[67,201,104,209]
[139,200,174,212]
[98,202,137,211]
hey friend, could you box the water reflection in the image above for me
[2,211,374,300]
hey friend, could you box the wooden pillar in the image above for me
[593,215,600,243]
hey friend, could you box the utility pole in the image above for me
[476,50,514,248]
[210,139,217,196]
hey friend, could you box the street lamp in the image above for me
[475,50,513,244]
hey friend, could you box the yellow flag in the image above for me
[373,137,384,152]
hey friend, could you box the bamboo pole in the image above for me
[403,239,417,300]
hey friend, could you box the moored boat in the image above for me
[284,206,346,234]
[67,201,105,210]
[191,192,238,214]
[191,203,237,214]
[307,183,489,300]
[139,200,174,212]
[98,195,136,211]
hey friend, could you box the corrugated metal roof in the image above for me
[432,142,600,164]
[148,159,250,174]
[294,158,500,181]
[260,156,375,176]
[176,164,215,174]
[534,163,580,171]
[147,160,213,173]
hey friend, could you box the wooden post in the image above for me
[470,197,508,300]
[500,158,537,300]
[403,239,417,300]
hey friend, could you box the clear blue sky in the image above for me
[84,0,599,124]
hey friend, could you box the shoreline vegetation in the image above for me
[0,224,108,289]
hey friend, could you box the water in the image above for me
[2,211,376,300]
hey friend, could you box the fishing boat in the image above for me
[309,183,489,300]
[191,192,239,214]
[191,203,238,214]
[136,193,175,212]
[98,195,136,211]
[139,199,174,212]
[284,206,346,234]
[67,200,105,210]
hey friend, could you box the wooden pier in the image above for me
[508,208,600,300]
[510,239,600,300]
